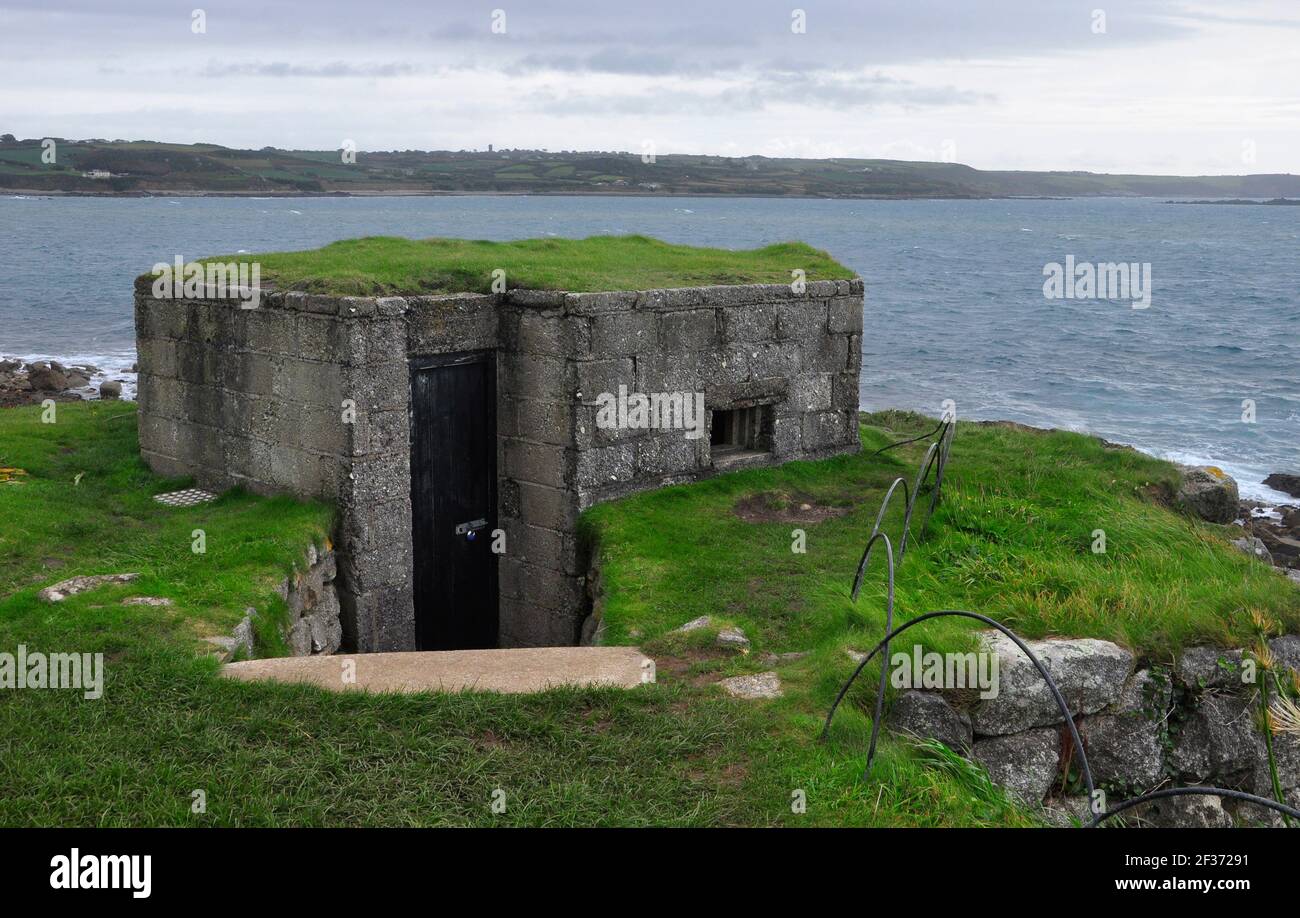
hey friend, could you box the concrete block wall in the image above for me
[135,283,414,652]
[136,276,863,652]
[563,279,863,511]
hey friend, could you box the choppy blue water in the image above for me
[2,194,1295,501]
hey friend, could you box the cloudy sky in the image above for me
[1,0,1298,173]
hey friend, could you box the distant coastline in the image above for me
[4,137,1299,200]
[5,187,1075,201]
[1166,197,1300,206]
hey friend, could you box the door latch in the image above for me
[455,518,489,540]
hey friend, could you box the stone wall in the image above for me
[134,279,411,652]
[135,278,863,653]
[487,280,864,646]
[281,543,343,657]
[888,631,1300,826]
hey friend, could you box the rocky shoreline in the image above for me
[1176,463,1300,583]
[0,357,132,408]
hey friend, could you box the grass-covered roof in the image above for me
[179,234,856,296]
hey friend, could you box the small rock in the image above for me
[307,585,342,654]
[579,613,605,646]
[1177,466,1240,524]
[230,609,256,659]
[99,380,122,399]
[1176,646,1246,691]
[204,636,237,661]
[25,363,68,392]
[64,372,90,389]
[1132,793,1234,828]
[1042,795,1094,827]
[675,615,712,633]
[972,727,1061,807]
[1263,473,1300,499]
[719,671,782,699]
[1081,715,1164,792]
[121,596,173,607]
[287,618,313,656]
[38,572,140,602]
[1269,635,1300,677]
[1106,666,1173,715]
[1230,536,1272,563]
[971,631,1134,735]
[888,690,972,753]
[1170,693,1261,784]
[1080,669,1170,790]
[716,627,750,650]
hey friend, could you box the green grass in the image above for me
[581,410,1300,824]
[2,405,1294,826]
[588,412,1300,656]
[166,234,856,296]
[0,401,332,644]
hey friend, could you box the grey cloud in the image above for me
[524,71,992,117]
[201,61,418,78]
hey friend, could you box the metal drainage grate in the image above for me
[153,488,217,508]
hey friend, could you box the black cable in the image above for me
[1089,785,1300,827]
[837,416,1298,826]
[820,608,1096,802]
[871,417,949,456]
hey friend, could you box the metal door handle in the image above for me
[455,518,489,538]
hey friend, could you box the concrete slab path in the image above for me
[221,646,656,695]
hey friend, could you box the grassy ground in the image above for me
[170,234,855,296]
[1,405,1294,826]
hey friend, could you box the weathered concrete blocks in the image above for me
[747,342,802,380]
[515,481,577,531]
[591,311,657,355]
[787,374,833,413]
[573,443,637,490]
[504,354,571,397]
[775,301,828,341]
[805,334,850,373]
[831,372,859,410]
[498,306,583,359]
[828,295,865,334]
[135,277,864,654]
[658,309,717,351]
[574,357,636,398]
[508,397,575,446]
[635,433,704,478]
[720,304,778,342]
[634,354,701,393]
[505,439,568,489]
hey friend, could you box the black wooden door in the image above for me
[410,353,498,650]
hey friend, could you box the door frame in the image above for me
[408,348,499,649]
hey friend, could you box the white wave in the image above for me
[1146,446,1297,506]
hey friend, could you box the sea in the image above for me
[1,193,1295,502]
